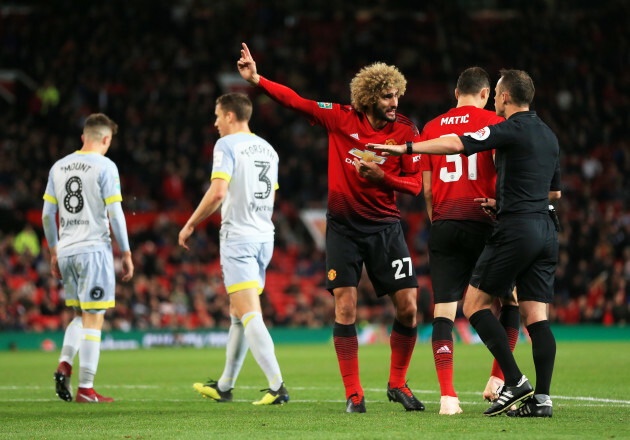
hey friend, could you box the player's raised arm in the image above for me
[238,43,337,128]
[237,42,260,86]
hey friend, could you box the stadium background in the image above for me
[0,0,629,344]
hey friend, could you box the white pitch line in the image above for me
[553,396,630,404]
[0,385,158,390]
[0,398,629,408]
[2,385,629,406]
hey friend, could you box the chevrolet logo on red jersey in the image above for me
[349,148,386,164]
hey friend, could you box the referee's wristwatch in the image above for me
[406,141,413,155]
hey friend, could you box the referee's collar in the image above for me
[508,110,536,119]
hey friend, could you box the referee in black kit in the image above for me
[369,69,561,418]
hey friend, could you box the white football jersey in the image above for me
[44,151,122,257]
[211,132,279,242]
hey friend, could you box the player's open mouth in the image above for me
[387,109,396,117]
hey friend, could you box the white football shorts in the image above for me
[220,240,273,294]
[59,249,115,313]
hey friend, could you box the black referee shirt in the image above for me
[459,110,560,217]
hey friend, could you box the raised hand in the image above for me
[237,42,260,86]
[368,143,405,157]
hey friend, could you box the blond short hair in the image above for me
[350,62,407,113]
[83,113,118,140]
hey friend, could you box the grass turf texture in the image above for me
[1,341,629,439]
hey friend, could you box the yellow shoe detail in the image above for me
[252,391,280,405]
[193,382,221,400]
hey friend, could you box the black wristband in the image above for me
[406,141,413,155]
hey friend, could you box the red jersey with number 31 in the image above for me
[419,106,504,224]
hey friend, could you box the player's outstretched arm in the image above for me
[238,42,331,124]
[368,143,406,156]
[238,42,260,86]
[370,137,464,156]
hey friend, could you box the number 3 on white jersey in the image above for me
[438,134,477,182]
[392,257,412,280]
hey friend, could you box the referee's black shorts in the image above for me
[325,220,418,297]
[470,214,558,303]
[428,220,493,304]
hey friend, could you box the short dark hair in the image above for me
[498,69,535,106]
[216,93,253,122]
[456,67,491,95]
[84,113,118,137]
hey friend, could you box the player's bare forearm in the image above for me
[184,178,227,229]
[180,181,225,250]
[180,204,216,250]
[187,194,221,228]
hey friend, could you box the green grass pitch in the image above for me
[1,341,629,439]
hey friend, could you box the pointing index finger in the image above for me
[242,42,252,59]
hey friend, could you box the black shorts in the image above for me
[428,220,493,303]
[470,214,558,303]
[326,220,418,297]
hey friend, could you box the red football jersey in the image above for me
[419,106,504,223]
[259,76,422,233]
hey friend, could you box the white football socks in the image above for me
[59,316,83,365]
[242,311,283,391]
[218,315,249,392]
[78,328,101,388]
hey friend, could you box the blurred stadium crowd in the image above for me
[1,0,629,332]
